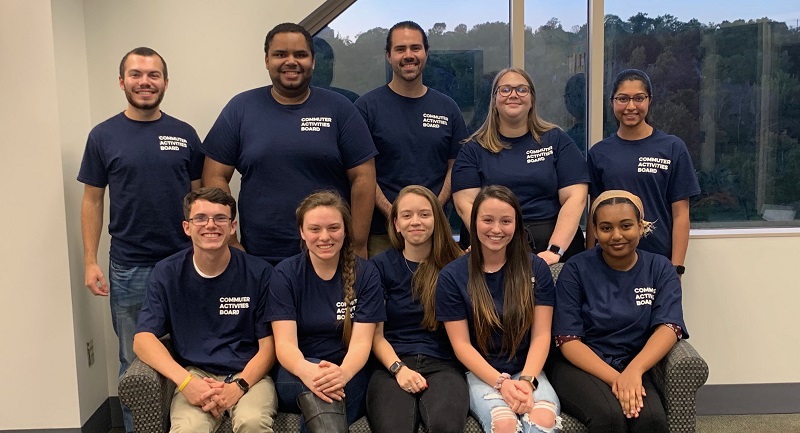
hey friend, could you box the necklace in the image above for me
[404,257,416,274]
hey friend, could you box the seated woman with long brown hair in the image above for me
[437,185,561,433]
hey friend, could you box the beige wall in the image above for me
[683,232,800,384]
[1,0,798,430]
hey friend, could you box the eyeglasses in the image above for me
[612,94,650,105]
[496,84,531,97]
[188,214,232,226]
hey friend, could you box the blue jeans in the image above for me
[466,371,561,433]
[273,359,370,433]
[109,260,153,433]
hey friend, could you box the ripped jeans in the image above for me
[466,371,561,433]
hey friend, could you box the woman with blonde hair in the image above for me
[452,67,588,264]
[268,191,385,433]
[367,185,468,433]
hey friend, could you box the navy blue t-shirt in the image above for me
[136,247,273,375]
[355,86,467,234]
[553,246,688,371]
[77,112,203,266]
[370,248,454,360]
[452,129,588,220]
[267,252,386,364]
[588,130,700,258]
[436,253,555,373]
[201,86,378,262]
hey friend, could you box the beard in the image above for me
[124,87,165,110]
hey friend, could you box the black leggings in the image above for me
[545,351,668,433]
[366,354,469,433]
[523,218,585,262]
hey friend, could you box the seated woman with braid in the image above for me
[546,190,688,433]
[267,191,385,433]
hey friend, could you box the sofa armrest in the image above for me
[651,339,709,433]
[118,354,175,433]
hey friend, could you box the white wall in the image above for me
[0,1,82,429]
[1,0,798,429]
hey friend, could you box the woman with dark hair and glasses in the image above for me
[586,69,700,275]
[547,190,687,433]
[452,67,588,264]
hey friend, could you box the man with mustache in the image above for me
[202,23,377,265]
[78,47,203,433]
[355,21,468,257]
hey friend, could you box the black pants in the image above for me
[523,218,585,262]
[366,354,469,433]
[545,351,668,433]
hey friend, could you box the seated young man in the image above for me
[133,187,277,432]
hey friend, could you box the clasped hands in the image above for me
[182,376,245,418]
[301,360,348,403]
[499,379,534,414]
[611,370,646,419]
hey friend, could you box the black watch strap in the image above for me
[389,361,406,376]
[234,377,250,393]
[675,265,686,275]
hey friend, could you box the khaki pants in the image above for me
[169,366,277,432]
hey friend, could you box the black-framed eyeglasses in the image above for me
[496,84,531,97]
[612,94,650,105]
[188,214,232,226]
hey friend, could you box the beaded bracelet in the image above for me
[494,372,511,390]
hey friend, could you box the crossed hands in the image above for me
[180,376,245,418]
[500,379,534,415]
[395,366,428,394]
[611,370,646,418]
[300,360,348,403]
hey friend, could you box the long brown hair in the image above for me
[467,185,534,358]
[388,185,462,330]
[296,190,357,345]
[463,67,559,152]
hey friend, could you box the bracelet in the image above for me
[494,372,511,390]
[178,373,193,392]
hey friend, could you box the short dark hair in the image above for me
[119,47,168,79]
[385,21,429,53]
[265,23,315,57]
[183,187,237,221]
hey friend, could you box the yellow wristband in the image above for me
[178,373,193,392]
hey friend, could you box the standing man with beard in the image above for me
[355,21,468,256]
[202,23,377,264]
[78,47,203,433]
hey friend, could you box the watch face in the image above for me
[235,378,249,391]
[390,361,404,374]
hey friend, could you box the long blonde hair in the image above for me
[387,186,462,330]
[296,190,357,345]
[467,186,534,358]
[464,67,559,153]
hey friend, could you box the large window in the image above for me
[309,0,800,230]
[310,0,511,132]
[604,2,800,227]
[524,1,589,155]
